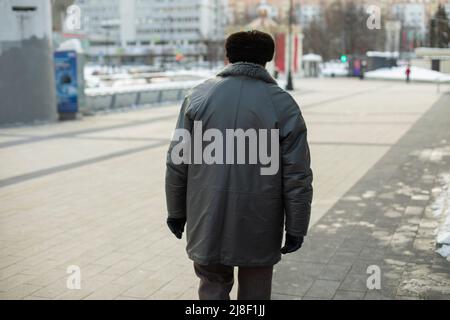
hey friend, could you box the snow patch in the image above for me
[366,66,450,82]
[367,51,399,58]
[432,174,450,261]
[321,61,348,77]
[436,246,450,261]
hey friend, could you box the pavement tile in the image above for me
[122,277,170,299]
[0,284,42,300]
[318,264,351,281]
[84,283,129,300]
[339,274,369,292]
[333,290,365,300]
[364,286,397,300]
[305,280,341,299]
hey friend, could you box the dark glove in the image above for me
[281,234,304,255]
[167,217,187,240]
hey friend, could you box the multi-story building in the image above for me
[74,0,229,65]
[391,2,427,50]
[296,2,322,26]
[392,2,427,31]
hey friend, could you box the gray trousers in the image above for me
[194,263,274,300]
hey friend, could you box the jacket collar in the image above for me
[217,62,277,84]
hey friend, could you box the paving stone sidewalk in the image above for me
[273,92,450,300]
[0,79,446,300]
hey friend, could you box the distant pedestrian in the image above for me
[406,65,411,83]
[360,60,367,80]
[165,30,313,301]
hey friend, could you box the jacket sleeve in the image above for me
[165,97,193,220]
[280,96,313,237]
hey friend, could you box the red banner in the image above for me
[275,33,286,73]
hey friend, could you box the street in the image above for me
[0,78,449,300]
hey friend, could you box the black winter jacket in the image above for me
[165,62,313,267]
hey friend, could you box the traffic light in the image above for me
[340,55,348,63]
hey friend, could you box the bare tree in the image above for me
[430,4,450,48]
[303,0,385,60]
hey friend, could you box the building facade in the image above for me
[392,2,427,50]
[296,3,322,27]
[74,0,229,65]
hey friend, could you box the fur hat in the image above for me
[225,30,275,66]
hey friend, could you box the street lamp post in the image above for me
[286,0,294,91]
[162,15,174,70]
[100,25,110,66]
